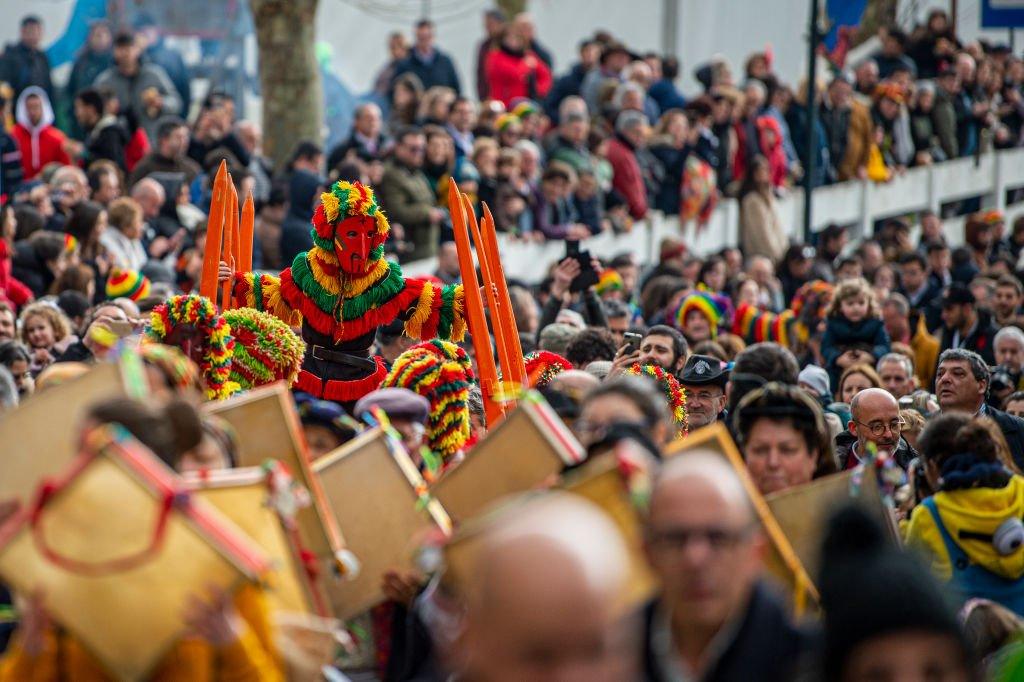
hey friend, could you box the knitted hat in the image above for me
[222,307,306,390]
[797,364,830,399]
[673,292,731,339]
[731,303,796,346]
[820,505,967,680]
[106,267,152,301]
[524,350,573,388]
[495,113,521,132]
[626,362,688,438]
[144,294,237,400]
[511,98,540,119]
[139,343,202,395]
[382,339,475,460]
[595,269,624,297]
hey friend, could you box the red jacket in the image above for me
[606,135,648,220]
[11,124,70,180]
[484,46,552,107]
[0,240,33,311]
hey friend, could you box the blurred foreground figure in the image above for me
[640,450,816,681]
[456,493,638,681]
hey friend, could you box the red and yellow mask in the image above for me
[312,181,390,276]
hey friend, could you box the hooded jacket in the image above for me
[10,86,70,180]
[906,476,1024,585]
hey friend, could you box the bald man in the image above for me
[640,451,815,681]
[457,493,638,681]
[834,387,916,470]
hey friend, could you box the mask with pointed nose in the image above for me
[334,215,377,275]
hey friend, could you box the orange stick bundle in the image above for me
[448,182,503,426]
[463,193,514,402]
[220,180,238,310]
[239,192,255,274]
[199,161,229,300]
[481,203,526,389]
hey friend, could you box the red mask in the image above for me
[334,215,378,275]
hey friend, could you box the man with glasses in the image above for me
[640,450,815,680]
[679,354,728,430]
[834,387,916,470]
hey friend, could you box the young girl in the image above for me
[822,277,891,389]
[18,301,72,372]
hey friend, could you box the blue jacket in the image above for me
[822,315,891,386]
[648,79,686,113]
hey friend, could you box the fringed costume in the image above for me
[232,181,466,407]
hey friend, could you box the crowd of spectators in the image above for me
[4,8,1024,681]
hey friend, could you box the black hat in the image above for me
[820,505,968,680]
[942,282,975,307]
[679,354,728,388]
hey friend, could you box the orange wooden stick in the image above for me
[230,184,241,273]
[239,192,255,274]
[481,203,526,389]
[199,160,228,300]
[220,179,238,310]
[463,193,514,402]
[448,182,503,427]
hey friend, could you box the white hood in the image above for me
[15,86,56,172]
[15,85,54,133]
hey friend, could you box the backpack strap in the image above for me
[923,496,971,571]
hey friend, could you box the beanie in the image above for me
[106,267,151,301]
[820,505,968,680]
[524,350,573,388]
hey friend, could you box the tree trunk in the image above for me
[250,0,323,169]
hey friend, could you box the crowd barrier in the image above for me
[402,147,1024,283]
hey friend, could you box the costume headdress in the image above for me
[382,339,475,459]
[626,362,688,438]
[144,294,237,400]
[524,350,573,388]
[222,307,306,390]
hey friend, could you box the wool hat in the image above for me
[798,364,831,399]
[511,98,540,119]
[354,387,430,424]
[222,307,306,391]
[942,282,975,306]
[673,292,731,339]
[538,323,579,355]
[820,505,967,680]
[106,267,151,301]
[595,269,624,297]
[382,339,476,459]
[495,113,521,132]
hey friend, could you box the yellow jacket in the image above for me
[905,476,1024,583]
[910,315,940,389]
[0,584,282,682]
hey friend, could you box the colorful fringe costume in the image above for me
[524,350,573,388]
[382,339,475,461]
[731,280,834,347]
[232,181,465,406]
[626,362,688,439]
[222,308,306,391]
[145,294,238,400]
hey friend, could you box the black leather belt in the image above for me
[311,345,377,372]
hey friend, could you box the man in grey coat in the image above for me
[95,31,181,141]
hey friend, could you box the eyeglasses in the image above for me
[648,525,754,553]
[854,418,906,437]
